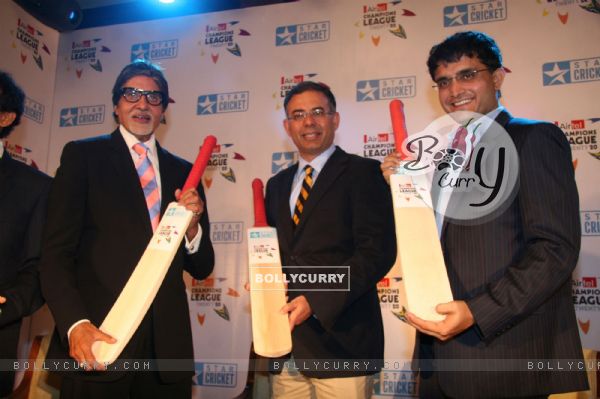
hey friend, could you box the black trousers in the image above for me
[0,320,21,397]
[59,317,192,399]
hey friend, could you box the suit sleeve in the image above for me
[304,160,396,330]
[39,141,90,341]
[182,183,214,280]
[467,123,580,340]
[0,177,50,326]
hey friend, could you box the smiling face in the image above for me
[283,90,339,162]
[114,75,164,142]
[434,55,505,116]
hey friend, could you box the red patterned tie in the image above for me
[133,143,160,231]
[451,126,469,154]
[451,126,476,169]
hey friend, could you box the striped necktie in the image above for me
[451,126,469,155]
[293,165,313,226]
[451,126,476,169]
[133,143,161,231]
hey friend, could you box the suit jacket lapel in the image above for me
[156,142,178,215]
[278,163,297,251]
[107,130,153,235]
[294,147,347,236]
[440,109,514,240]
[0,153,15,203]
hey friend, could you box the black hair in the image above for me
[427,31,503,80]
[283,81,336,113]
[0,70,25,139]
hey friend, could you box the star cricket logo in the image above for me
[356,76,416,102]
[581,210,600,236]
[205,143,246,187]
[197,91,249,115]
[275,21,330,46]
[572,276,600,311]
[24,97,44,124]
[190,276,240,325]
[12,19,50,70]
[199,21,250,64]
[363,133,395,161]
[131,39,178,62]
[556,118,599,156]
[537,0,600,25]
[193,362,238,387]
[274,73,318,110]
[355,2,416,46]
[67,38,112,78]
[1,140,39,169]
[443,0,507,27]
[272,151,298,174]
[542,57,600,86]
[210,222,244,244]
[373,371,418,397]
[59,105,105,127]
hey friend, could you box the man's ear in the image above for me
[492,67,506,91]
[283,118,291,137]
[0,112,17,128]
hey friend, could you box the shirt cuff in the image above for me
[184,223,203,254]
[68,319,90,341]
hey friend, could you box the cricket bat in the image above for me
[388,99,453,321]
[92,135,217,364]
[247,178,292,357]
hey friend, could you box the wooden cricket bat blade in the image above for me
[248,179,292,357]
[388,100,453,321]
[92,135,217,364]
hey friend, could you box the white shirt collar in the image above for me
[0,140,4,159]
[296,145,336,179]
[119,125,157,154]
[447,105,504,147]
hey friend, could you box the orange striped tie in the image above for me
[133,143,161,231]
[293,165,313,226]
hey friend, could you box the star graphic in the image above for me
[132,47,146,60]
[358,81,377,101]
[445,6,467,26]
[199,97,215,114]
[61,109,77,126]
[276,26,294,45]
[544,63,568,84]
[273,156,291,171]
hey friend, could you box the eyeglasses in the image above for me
[121,87,165,106]
[432,68,490,89]
[287,108,334,122]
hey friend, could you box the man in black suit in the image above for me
[0,70,51,397]
[265,81,395,398]
[383,31,588,398]
[40,61,214,398]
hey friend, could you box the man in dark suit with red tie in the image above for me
[265,81,396,398]
[382,31,588,398]
[0,70,51,397]
[40,61,214,398]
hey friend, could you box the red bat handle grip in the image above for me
[252,178,268,228]
[182,135,217,192]
[389,99,410,160]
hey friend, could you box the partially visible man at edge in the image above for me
[0,70,51,397]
